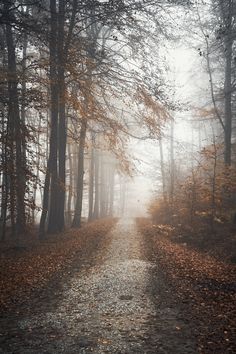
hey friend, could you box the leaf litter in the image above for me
[137,217,236,354]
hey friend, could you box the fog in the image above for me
[118,39,212,217]
[0,0,234,236]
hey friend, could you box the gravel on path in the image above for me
[0,218,198,354]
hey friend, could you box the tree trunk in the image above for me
[108,163,115,216]
[169,119,174,205]
[100,151,106,218]
[57,0,66,231]
[67,142,73,226]
[0,120,9,241]
[224,31,232,165]
[93,149,100,219]
[39,161,51,238]
[72,119,87,228]
[5,2,26,235]
[73,142,78,210]
[88,142,95,221]
[0,63,8,241]
[159,137,167,202]
[0,171,8,241]
[120,176,126,216]
[32,114,42,224]
[20,7,28,223]
[47,0,60,234]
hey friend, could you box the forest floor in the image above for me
[0,218,235,353]
[137,218,236,354]
[164,219,236,264]
[0,218,116,311]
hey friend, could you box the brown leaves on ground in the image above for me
[0,218,116,312]
[137,218,236,354]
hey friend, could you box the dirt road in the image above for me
[0,218,197,353]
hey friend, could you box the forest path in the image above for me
[0,218,197,354]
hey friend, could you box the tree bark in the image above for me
[47,0,60,234]
[57,0,66,231]
[0,49,8,241]
[39,161,51,238]
[159,137,167,202]
[88,141,95,221]
[93,148,100,219]
[0,113,9,241]
[72,119,87,228]
[5,1,26,235]
[108,162,115,216]
[20,6,28,222]
[169,119,174,205]
[224,27,233,165]
[100,151,106,218]
[67,142,73,226]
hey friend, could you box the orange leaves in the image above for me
[148,198,170,223]
[137,218,236,353]
[195,106,219,121]
[134,85,170,138]
[0,218,116,312]
[136,86,168,119]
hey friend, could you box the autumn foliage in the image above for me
[149,143,236,232]
[0,218,117,312]
[137,218,236,354]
